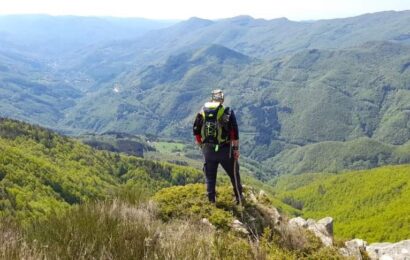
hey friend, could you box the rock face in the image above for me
[366,240,410,260]
[289,216,334,246]
[230,219,249,235]
[339,239,367,260]
[340,239,410,260]
[247,187,282,226]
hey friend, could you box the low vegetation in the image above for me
[1,188,345,259]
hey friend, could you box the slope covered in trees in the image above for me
[0,118,203,223]
[264,138,410,175]
[274,165,410,242]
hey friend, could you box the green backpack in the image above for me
[201,101,230,146]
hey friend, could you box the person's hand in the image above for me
[195,135,202,146]
[233,149,240,160]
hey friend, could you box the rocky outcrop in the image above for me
[366,240,410,260]
[339,239,410,260]
[339,239,367,259]
[230,219,249,235]
[248,188,282,226]
[289,216,334,246]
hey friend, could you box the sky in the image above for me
[0,0,409,20]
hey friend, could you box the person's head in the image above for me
[211,89,224,104]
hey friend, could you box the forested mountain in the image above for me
[264,138,410,175]
[0,11,410,175]
[63,40,410,174]
[0,15,176,57]
[72,10,410,79]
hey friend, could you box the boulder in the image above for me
[230,219,249,235]
[317,217,334,237]
[339,239,367,260]
[306,218,333,247]
[366,240,410,260]
[289,217,308,228]
[256,203,282,226]
[289,216,334,247]
[200,218,215,230]
[258,190,268,201]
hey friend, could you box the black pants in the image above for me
[202,144,243,203]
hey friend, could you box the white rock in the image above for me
[307,224,333,247]
[230,219,249,235]
[366,240,410,260]
[258,190,267,200]
[340,239,368,260]
[289,217,308,228]
[201,218,215,229]
[317,217,334,237]
[305,218,334,246]
[289,217,334,246]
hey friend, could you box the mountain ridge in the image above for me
[61,40,410,174]
[1,11,410,175]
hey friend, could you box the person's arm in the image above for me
[229,110,240,159]
[193,113,203,145]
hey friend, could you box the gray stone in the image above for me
[230,219,249,235]
[289,217,308,228]
[340,239,367,260]
[366,240,410,260]
[317,217,334,237]
[307,223,333,247]
[305,218,334,246]
[258,190,267,200]
[289,217,333,246]
[201,218,215,229]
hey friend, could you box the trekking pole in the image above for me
[233,157,242,207]
[230,143,242,206]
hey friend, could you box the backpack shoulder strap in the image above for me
[217,105,226,121]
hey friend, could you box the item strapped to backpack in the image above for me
[200,101,230,148]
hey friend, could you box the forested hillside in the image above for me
[273,165,410,242]
[0,118,203,223]
[264,138,410,175]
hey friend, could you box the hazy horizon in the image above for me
[0,9,409,23]
[0,0,409,21]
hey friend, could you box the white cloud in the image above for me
[0,0,408,20]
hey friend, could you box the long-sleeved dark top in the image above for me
[193,107,239,141]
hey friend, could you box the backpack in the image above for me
[200,101,230,145]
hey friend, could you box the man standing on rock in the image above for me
[193,89,243,204]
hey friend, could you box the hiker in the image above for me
[193,89,243,204]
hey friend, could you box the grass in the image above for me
[153,141,186,153]
[0,195,345,260]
